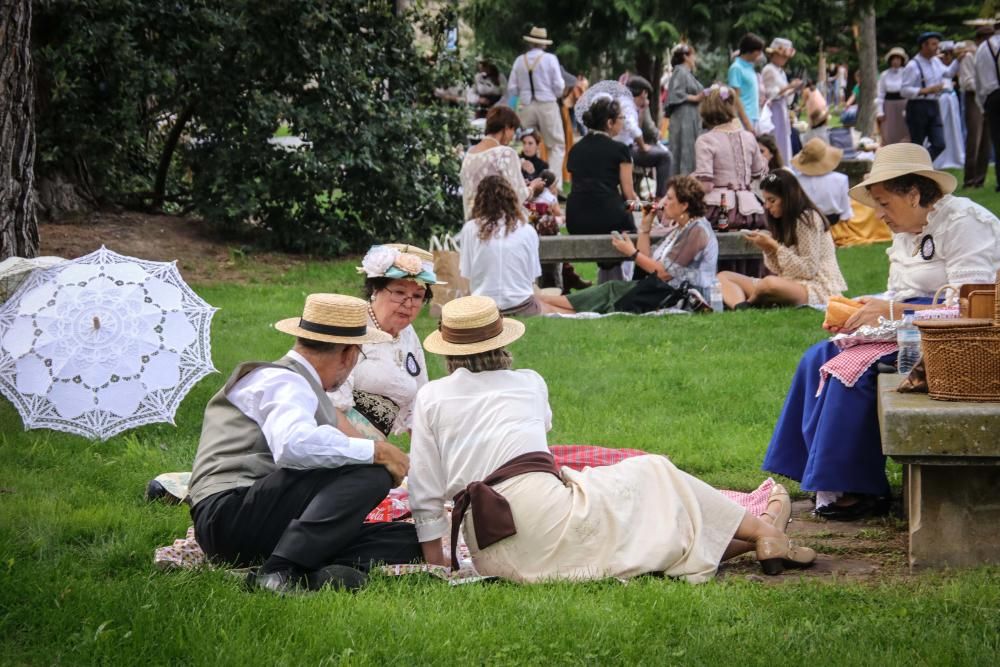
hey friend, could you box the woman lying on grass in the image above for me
[407,295,815,582]
[717,168,847,309]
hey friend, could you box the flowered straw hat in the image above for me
[275,294,391,345]
[357,244,446,285]
[423,296,525,356]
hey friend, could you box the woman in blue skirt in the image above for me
[762,144,1000,520]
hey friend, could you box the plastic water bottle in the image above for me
[709,280,724,313]
[897,309,921,375]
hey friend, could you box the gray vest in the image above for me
[188,356,339,506]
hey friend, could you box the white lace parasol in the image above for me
[0,246,218,440]
[0,256,66,303]
[573,80,637,130]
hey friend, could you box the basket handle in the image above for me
[931,284,959,306]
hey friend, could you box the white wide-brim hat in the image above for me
[849,143,957,209]
[885,47,908,64]
[275,293,391,345]
[524,26,553,46]
[423,295,525,356]
[766,38,795,57]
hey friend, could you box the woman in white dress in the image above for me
[460,106,544,221]
[408,295,815,582]
[877,48,910,145]
[761,38,802,165]
[327,243,441,438]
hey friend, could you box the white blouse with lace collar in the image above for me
[886,194,1000,301]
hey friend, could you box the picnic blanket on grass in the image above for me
[154,445,774,582]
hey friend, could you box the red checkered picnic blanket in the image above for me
[155,445,775,572]
[817,342,897,396]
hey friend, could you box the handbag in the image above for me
[613,276,710,314]
[428,234,469,318]
[758,99,775,135]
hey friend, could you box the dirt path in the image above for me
[721,500,909,583]
[39,212,308,284]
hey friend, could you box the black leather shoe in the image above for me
[303,564,368,592]
[246,569,304,595]
[813,495,890,521]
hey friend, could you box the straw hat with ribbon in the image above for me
[884,47,908,64]
[523,26,553,46]
[792,138,843,176]
[423,296,525,356]
[766,38,795,58]
[357,243,445,285]
[275,294,391,345]
[848,143,957,209]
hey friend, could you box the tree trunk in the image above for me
[0,0,39,260]
[856,1,878,139]
[633,50,664,123]
[152,102,195,210]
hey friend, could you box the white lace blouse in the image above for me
[460,146,530,221]
[886,195,1000,301]
[327,321,429,435]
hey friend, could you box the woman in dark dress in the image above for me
[566,97,638,282]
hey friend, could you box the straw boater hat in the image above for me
[848,143,957,209]
[884,47,908,64]
[792,138,843,176]
[523,26,553,46]
[275,294,391,345]
[423,296,525,356]
[766,38,795,57]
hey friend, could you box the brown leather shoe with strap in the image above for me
[760,483,792,531]
[756,534,817,576]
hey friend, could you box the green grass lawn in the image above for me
[4,211,1000,663]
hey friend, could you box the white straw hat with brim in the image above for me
[792,138,843,176]
[849,143,957,209]
[423,295,525,356]
[885,47,908,64]
[383,243,434,263]
[523,26,553,46]
[275,293,391,345]
[766,38,795,57]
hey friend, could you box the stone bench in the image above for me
[877,374,1000,571]
[538,231,761,263]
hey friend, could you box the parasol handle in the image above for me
[93,316,101,330]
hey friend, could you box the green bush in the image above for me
[33,0,468,254]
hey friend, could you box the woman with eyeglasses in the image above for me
[326,244,439,439]
[717,169,846,309]
[459,174,557,316]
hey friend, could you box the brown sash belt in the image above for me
[450,451,561,570]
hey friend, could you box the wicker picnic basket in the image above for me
[916,270,1000,402]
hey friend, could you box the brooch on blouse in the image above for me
[912,234,935,260]
[405,352,421,377]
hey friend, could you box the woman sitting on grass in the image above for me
[762,144,1000,520]
[717,168,847,309]
[408,295,815,582]
[539,175,717,314]
[459,174,555,316]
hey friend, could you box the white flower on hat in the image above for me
[361,245,398,277]
[393,252,423,275]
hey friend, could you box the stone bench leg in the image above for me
[907,463,1000,570]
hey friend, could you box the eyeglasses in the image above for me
[384,288,425,307]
